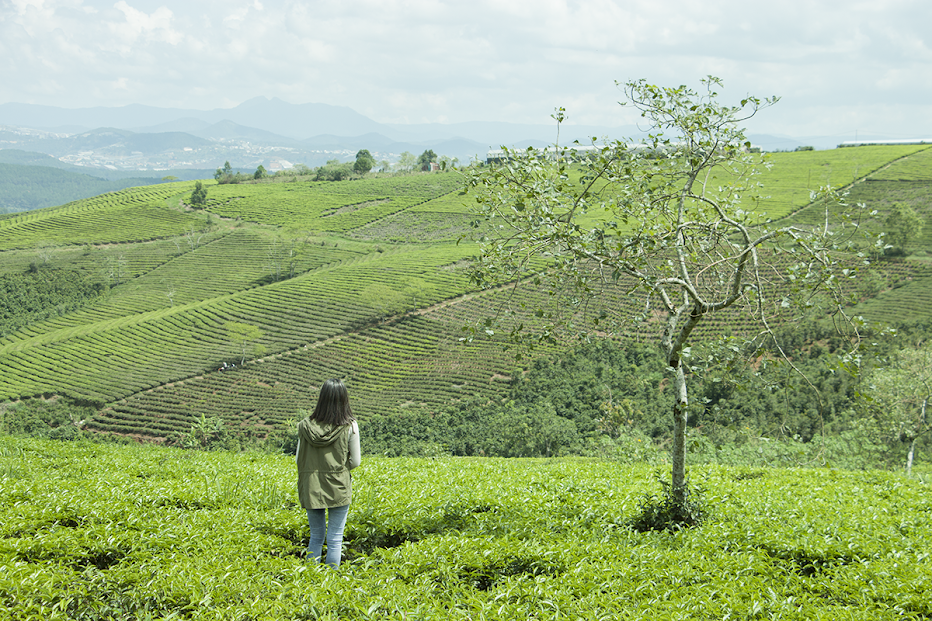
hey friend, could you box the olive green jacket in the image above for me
[296,418,358,509]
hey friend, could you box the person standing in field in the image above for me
[296,378,361,568]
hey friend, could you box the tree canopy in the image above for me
[418,149,438,171]
[465,76,874,510]
[870,343,932,475]
[883,203,923,256]
[354,149,376,175]
[190,180,207,208]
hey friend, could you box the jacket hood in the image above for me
[298,418,346,447]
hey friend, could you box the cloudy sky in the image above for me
[1,0,930,139]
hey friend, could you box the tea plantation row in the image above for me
[1,436,929,620]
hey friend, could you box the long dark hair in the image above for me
[310,378,355,426]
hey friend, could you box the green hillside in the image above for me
[1,146,931,445]
[0,163,168,214]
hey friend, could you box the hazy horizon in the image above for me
[2,0,931,142]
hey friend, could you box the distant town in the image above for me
[0,124,400,172]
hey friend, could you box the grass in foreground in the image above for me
[1,436,930,620]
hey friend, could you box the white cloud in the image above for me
[0,0,929,138]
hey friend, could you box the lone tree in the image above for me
[417,149,438,171]
[465,77,871,512]
[354,149,376,175]
[870,343,932,476]
[190,181,207,208]
[883,203,923,256]
[254,164,268,180]
[214,161,235,183]
[398,151,417,172]
[225,321,266,365]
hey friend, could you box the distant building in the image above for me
[267,159,294,172]
[486,145,601,164]
[486,142,760,164]
[838,139,932,148]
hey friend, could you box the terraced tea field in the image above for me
[205,174,461,232]
[754,145,928,220]
[1,145,931,443]
[0,182,200,250]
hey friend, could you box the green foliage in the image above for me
[0,162,165,214]
[314,159,355,181]
[166,413,241,450]
[353,149,375,175]
[628,473,709,531]
[0,398,93,439]
[1,437,930,620]
[254,164,268,180]
[363,400,579,458]
[418,149,438,171]
[883,203,923,255]
[868,146,932,181]
[0,183,203,251]
[189,180,207,208]
[213,161,253,185]
[214,160,233,181]
[201,173,460,232]
[464,76,873,508]
[0,267,107,336]
[0,136,930,462]
[509,340,666,437]
[753,145,928,220]
[397,151,417,172]
[225,321,266,365]
[867,343,932,474]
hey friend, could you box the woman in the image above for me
[296,378,361,568]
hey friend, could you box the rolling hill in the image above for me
[0,145,930,444]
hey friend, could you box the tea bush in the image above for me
[1,436,929,620]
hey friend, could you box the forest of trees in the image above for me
[0,163,163,214]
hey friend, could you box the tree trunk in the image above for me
[908,397,928,477]
[671,361,688,505]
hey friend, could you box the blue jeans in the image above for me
[306,504,350,568]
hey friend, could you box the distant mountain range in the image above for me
[7,96,919,197]
[0,97,859,172]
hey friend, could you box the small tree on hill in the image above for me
[254,165,268,180]
[214,161,234,181]
[190,181,207,208]
[464,76,873,516]
[418,149,438,171]
[870,343,932,476]
[354,149,376,175]
[398,151,417,172]
[883,203,923,256]
[225,321,266,365]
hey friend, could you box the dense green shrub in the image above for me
[509,340,668,437]
[628,473,709,532]
[0,267,107,336]
[0,398,93,439]
[314,160,356,181]
[362,400,580,458]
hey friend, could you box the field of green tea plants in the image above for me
[205,174,461,233]
[1,145,931,443]
[0,182,201,251]
[1,436,929,620]
[753,145,928,220]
